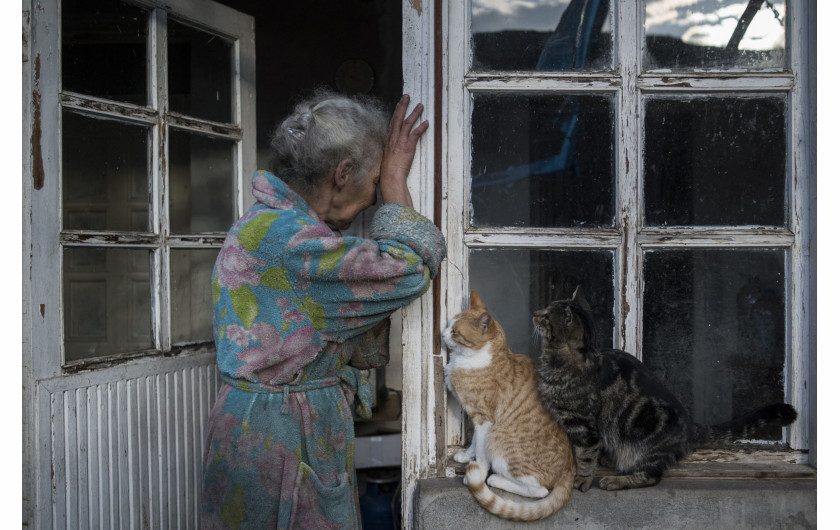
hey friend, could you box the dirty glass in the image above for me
[470,93,614,228]
[171,249,217,345]
[469,249,614,359]
[643,249,786,441]
[644,96,786,227]
[471,0,612,71]
[169,130,235,234]
[644,0,786,70]
[168,19,233,123]
[62,0,149,105]
[63,248,154,362]
[62,111,150,232]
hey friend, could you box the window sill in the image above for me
[62,342,216,373]
[445,448,813,480]
[417,463,816,529]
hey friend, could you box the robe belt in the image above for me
[220,365,374,419]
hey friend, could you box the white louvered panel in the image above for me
[45,360,221,530]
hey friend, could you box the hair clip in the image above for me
[287,128,305,139]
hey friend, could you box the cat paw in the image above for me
[453,450,473,464]
[485,474,501,489]
[598,474,659,490]
[598,476,621,491]
[575,476,594,492]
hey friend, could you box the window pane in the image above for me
[168,19,233,123]
[63,111,150,232]
[471,0,612,71]
[171,249,217,345]
[644,0,786,70]
[644,96,786,227]
[63,247,154,362]
[471,93,615,228]
[62,0,148,105]
[643,249,786,441]
[469,249,614,358]
[169,130,235,234]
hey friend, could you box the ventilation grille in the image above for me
[47,363,221,529]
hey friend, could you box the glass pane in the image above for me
[63,111,150,231]
[471,93,615,228]
[63,247,154,362]
[62,0,148,105]
[469,249,614,358]
[644,0,786,70]
[171,249,217,345]
[168,19,233,123]
[471,0,612,71]
[643,249,786,441]
[169,130,235,233]
[644,96,786,227]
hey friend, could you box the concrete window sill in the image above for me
[416,463,816,529]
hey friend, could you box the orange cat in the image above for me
[442,291,575,522]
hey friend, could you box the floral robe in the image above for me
[201,171,446,529]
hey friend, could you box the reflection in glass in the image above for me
[644,96,786,227]
[471,0,612,71]
[169,130,235,234]
[62,111,150,231]
[644,0,786,70]
[643,249,786,441]
[62,0,149,105]
[469,249,614,358]
[471,93,614,228]
[168,19,233,123]
[171,249,217,345]
[63,247,153,362]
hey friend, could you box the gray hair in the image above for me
[268,89,389,196]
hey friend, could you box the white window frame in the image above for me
[28,0,256,379]
[400,4,814,515]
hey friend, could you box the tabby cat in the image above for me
[443,291,575,522]
[534,287,798,492]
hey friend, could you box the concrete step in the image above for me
[416,473,816,529]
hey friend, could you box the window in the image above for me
[439,0,810,463]
[56,0,256,368]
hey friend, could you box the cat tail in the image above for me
[464,462,573,522]
[693,403,798,444]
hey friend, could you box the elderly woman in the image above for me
[200,91,445,528]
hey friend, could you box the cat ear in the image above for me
[477,312,492,333]
[469,291,487,311]
[571,285,591,312]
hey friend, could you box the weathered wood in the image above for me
[25,1,255,527]
[401,1,438,528]
[788,0,813,452]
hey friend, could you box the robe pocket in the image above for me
[289,461,354,528]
